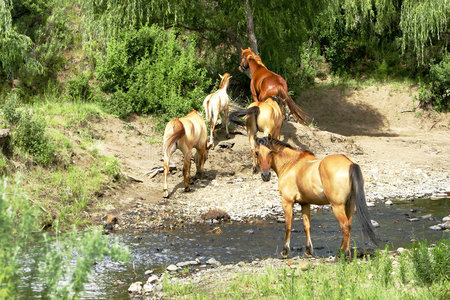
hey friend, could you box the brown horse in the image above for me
[239,47,310,124]
[203,73,232,148]
[254,137,377,258]
[163,110,211,198]
[229,97,283,172]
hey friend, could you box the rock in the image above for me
[298,261,310,271]
[442,216,450,222]
[244,229,254,234]
[147,275,159,284]
[385,200,393,205]
[128,282,143,294]
[421,214,432,219]
[206,257,221,267]
[144,269,154,276]
[142,283,154,294]
[217,141,235,149]
[396,247,406,254]
[176,260,199,268]
[429,225,442,231]
[442,221,450,230]
[407,218,420,222]
[167,264,179,272]
[371,220,380,228]
[366,202,376,207]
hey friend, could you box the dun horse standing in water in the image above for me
[229,96,283,172]
[202,73,232,148]
[239,47,310,124]
[254,137,377,258]
[162,110,211,198]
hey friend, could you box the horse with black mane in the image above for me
[254,137,378,258]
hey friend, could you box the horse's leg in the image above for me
[301,204,314,257]
[250,79,259,102]
[331,204,352,258]
[223,106,230,138]
[281,197,294,258]
[163,151,170,198]
[209,117,216,149]
[246,119,258,173]
[181,147,192,192]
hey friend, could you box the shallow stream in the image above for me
[25,198,450,299]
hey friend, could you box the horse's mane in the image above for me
[218,73,231,89]
[256,137,314,155]
[248,55,266,68]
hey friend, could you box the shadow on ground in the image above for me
[297,87,396,137]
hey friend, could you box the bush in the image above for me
[66,73,93,102]
[409,239,449,285]
[2,94,55,165]
[97,25,211,127]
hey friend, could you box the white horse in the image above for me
[202,73,232,148]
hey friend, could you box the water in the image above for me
[24,198,450,299]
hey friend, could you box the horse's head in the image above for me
[219,73,232,88]
[239,47,254,72]
[255,136,273,182]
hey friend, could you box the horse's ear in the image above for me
[219,74,223,79]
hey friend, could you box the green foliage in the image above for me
[66,73,93,102]
[0,0,42,81]
[0,179,129,298]
[428,54,450,111]
[97,25,210,126]
[2,94,55,165]
[409,239,449,285]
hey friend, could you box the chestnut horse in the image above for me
[203,73,232,148]
[239,47,310,124]
[163,110,211,198]
[229,97,283,172]
[254,137,378,258]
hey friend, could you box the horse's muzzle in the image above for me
[261,171,271,182]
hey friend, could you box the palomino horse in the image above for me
[229,96,283,172]
[202,73,232,148]
[254,137,377,258]
[239,47,310,124]
[162,110,211,198]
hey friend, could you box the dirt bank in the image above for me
[91,83,450,230]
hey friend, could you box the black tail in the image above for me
[350,164,378,246]
[229,106,260,131]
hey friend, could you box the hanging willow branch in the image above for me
[399,0,449,64]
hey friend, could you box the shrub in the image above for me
[97,25,210,127]
[409,239,449,285]
[2,95,55,165]
[66,73,93,102]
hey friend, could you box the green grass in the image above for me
[163,241,449,299]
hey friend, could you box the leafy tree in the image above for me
[0,0,41,82]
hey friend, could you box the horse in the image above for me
[162,110,211,198]
[202,73,232,148]
[254,137,378,258]
[239,47,310,124]
[229,96,283,173]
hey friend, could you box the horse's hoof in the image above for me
[280,248,289,259]
[184,186,191,192]
[252,167,258,174]
[303,252,313,258]
[163,190,169,198]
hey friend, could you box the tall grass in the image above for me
[163,239,449,299]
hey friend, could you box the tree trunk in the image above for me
[243,0,258,78]
[244,0,258,54]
